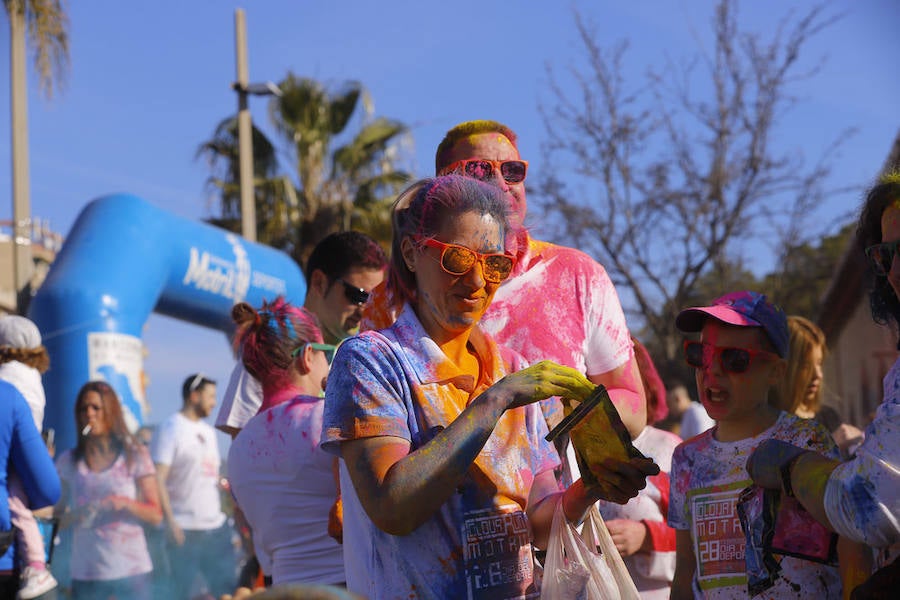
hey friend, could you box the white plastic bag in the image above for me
[582,505,642,600]
[541,500,625,599]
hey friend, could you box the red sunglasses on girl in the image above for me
[683,340,780,374]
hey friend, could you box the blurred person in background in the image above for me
[55,381,161,600]
[658,382,714,440]
[775,315,865,459]
[151,374,235,599]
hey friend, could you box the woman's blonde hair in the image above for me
[776,315,827,414]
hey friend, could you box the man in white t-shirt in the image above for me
[151,373,235,598]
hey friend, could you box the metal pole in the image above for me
[10,1,34,312]
[234,8,256,242]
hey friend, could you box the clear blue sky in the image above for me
[1,0,898,453]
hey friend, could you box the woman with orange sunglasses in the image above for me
[321,175,658,599]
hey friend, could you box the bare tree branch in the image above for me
[536,0,848,371]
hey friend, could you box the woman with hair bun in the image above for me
[226,298,344,587]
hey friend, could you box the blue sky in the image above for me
[1,0,898,453]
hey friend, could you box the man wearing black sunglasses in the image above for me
[216,231,387,438]
[303,231,387,346]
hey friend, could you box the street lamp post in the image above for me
[232,8,281,243]
[10,4,33,313]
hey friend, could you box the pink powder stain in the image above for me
[517,466,535,491]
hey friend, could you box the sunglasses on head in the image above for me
[865,240,900,276]
[683,340,779,374]
[336,278,370,305]
[418,238,515,284]
[291,342,337,358]
[440,158,528,184]
[188,373,205,393]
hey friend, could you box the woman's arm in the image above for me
[340,361,595,536]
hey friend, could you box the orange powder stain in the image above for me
[460,132,516,151]
[435,547,464,576]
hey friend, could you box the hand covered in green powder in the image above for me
[494,361,594,410]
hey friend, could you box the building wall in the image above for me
[823,294,898,428]
[0,220,63,314]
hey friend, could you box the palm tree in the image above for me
[196,116,299,251]
[4,0,68,97]
[4,0,69,312]
[200,74,411,262]
[268,74,411,262]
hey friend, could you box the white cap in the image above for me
[0,315,42,349]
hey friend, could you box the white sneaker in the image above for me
[18,566,58,600]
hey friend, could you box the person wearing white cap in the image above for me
[0,315,59,598]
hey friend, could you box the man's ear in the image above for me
[399,236,417,273]
[309,269,330,298]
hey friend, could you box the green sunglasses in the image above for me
[291,342,337,358]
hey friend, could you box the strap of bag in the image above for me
[582,505,643,600]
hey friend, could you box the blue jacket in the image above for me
[0,380,61,570]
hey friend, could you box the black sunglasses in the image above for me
[683,341,779,374]
[865,240,900,276]
[336,279,370,305]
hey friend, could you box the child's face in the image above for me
[694,320,784,427]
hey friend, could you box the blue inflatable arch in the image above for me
[28,194,306,452]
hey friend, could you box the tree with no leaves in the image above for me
[536,0,851,372]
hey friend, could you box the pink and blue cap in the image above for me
[675,291,789,358]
